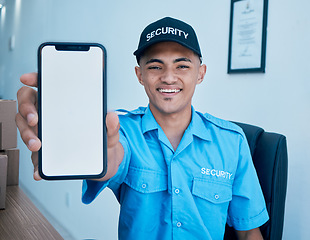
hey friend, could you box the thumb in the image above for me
[106,112,120,148]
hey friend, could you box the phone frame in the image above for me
[37,42,107,180]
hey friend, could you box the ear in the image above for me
[197,64,207,85]
[135,66,144,85]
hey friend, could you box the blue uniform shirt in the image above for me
[82,106,269,240]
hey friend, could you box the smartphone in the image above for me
[38,42,107,180]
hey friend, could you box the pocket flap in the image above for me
[124,167,168,193]
[192,178,232,204]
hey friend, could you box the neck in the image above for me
[150,105,192,151]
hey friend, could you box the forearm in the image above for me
[236,228,264,240]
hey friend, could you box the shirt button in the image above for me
[142,184,147,189]
[174,188,180,194]
[176,222,182,228]
[214,194,220,200]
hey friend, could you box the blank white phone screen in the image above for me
[40,45,104,178]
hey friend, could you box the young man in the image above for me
[16,17,268,239]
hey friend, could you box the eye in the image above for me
[177,65,190,69]
[147,65,162,70]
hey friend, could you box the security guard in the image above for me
[83,17,269,239]
[16,17,268,240]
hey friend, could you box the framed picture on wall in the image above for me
[227,0,268,73]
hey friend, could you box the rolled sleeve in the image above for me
[227,133,269,230]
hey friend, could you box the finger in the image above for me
[31,152,42,181]
[20,72,38,87]
[33,171,42,181]
[15,113,41,152]
[106,112,120,136]
[17,86,38,127]
[106,112,120,148]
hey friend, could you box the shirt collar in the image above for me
[141,105,211,142]
[188,107,212,142]
[141,105,159,134]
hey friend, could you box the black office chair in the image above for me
[224,122,288,240]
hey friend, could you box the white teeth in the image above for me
[158,89,181,93]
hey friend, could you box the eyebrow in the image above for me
[145,57,192,65]
[145,59,164,65]
[174,58,192,63]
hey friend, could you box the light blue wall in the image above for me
[1,0,310,239]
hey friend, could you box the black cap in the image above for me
[134,17,202,62]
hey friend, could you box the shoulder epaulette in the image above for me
[116,107,147,116]
[197,112,244,136]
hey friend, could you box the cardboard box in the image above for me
[0,155,8,209]
[0,100,17,150]
[0,149,19,186]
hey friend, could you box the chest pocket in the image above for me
[192,177,232,204]
[124,167,168,194]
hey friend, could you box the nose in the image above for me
[160,68,177,84]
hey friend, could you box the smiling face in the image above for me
[135,41,206,120]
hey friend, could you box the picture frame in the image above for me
[227,0,268,73]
